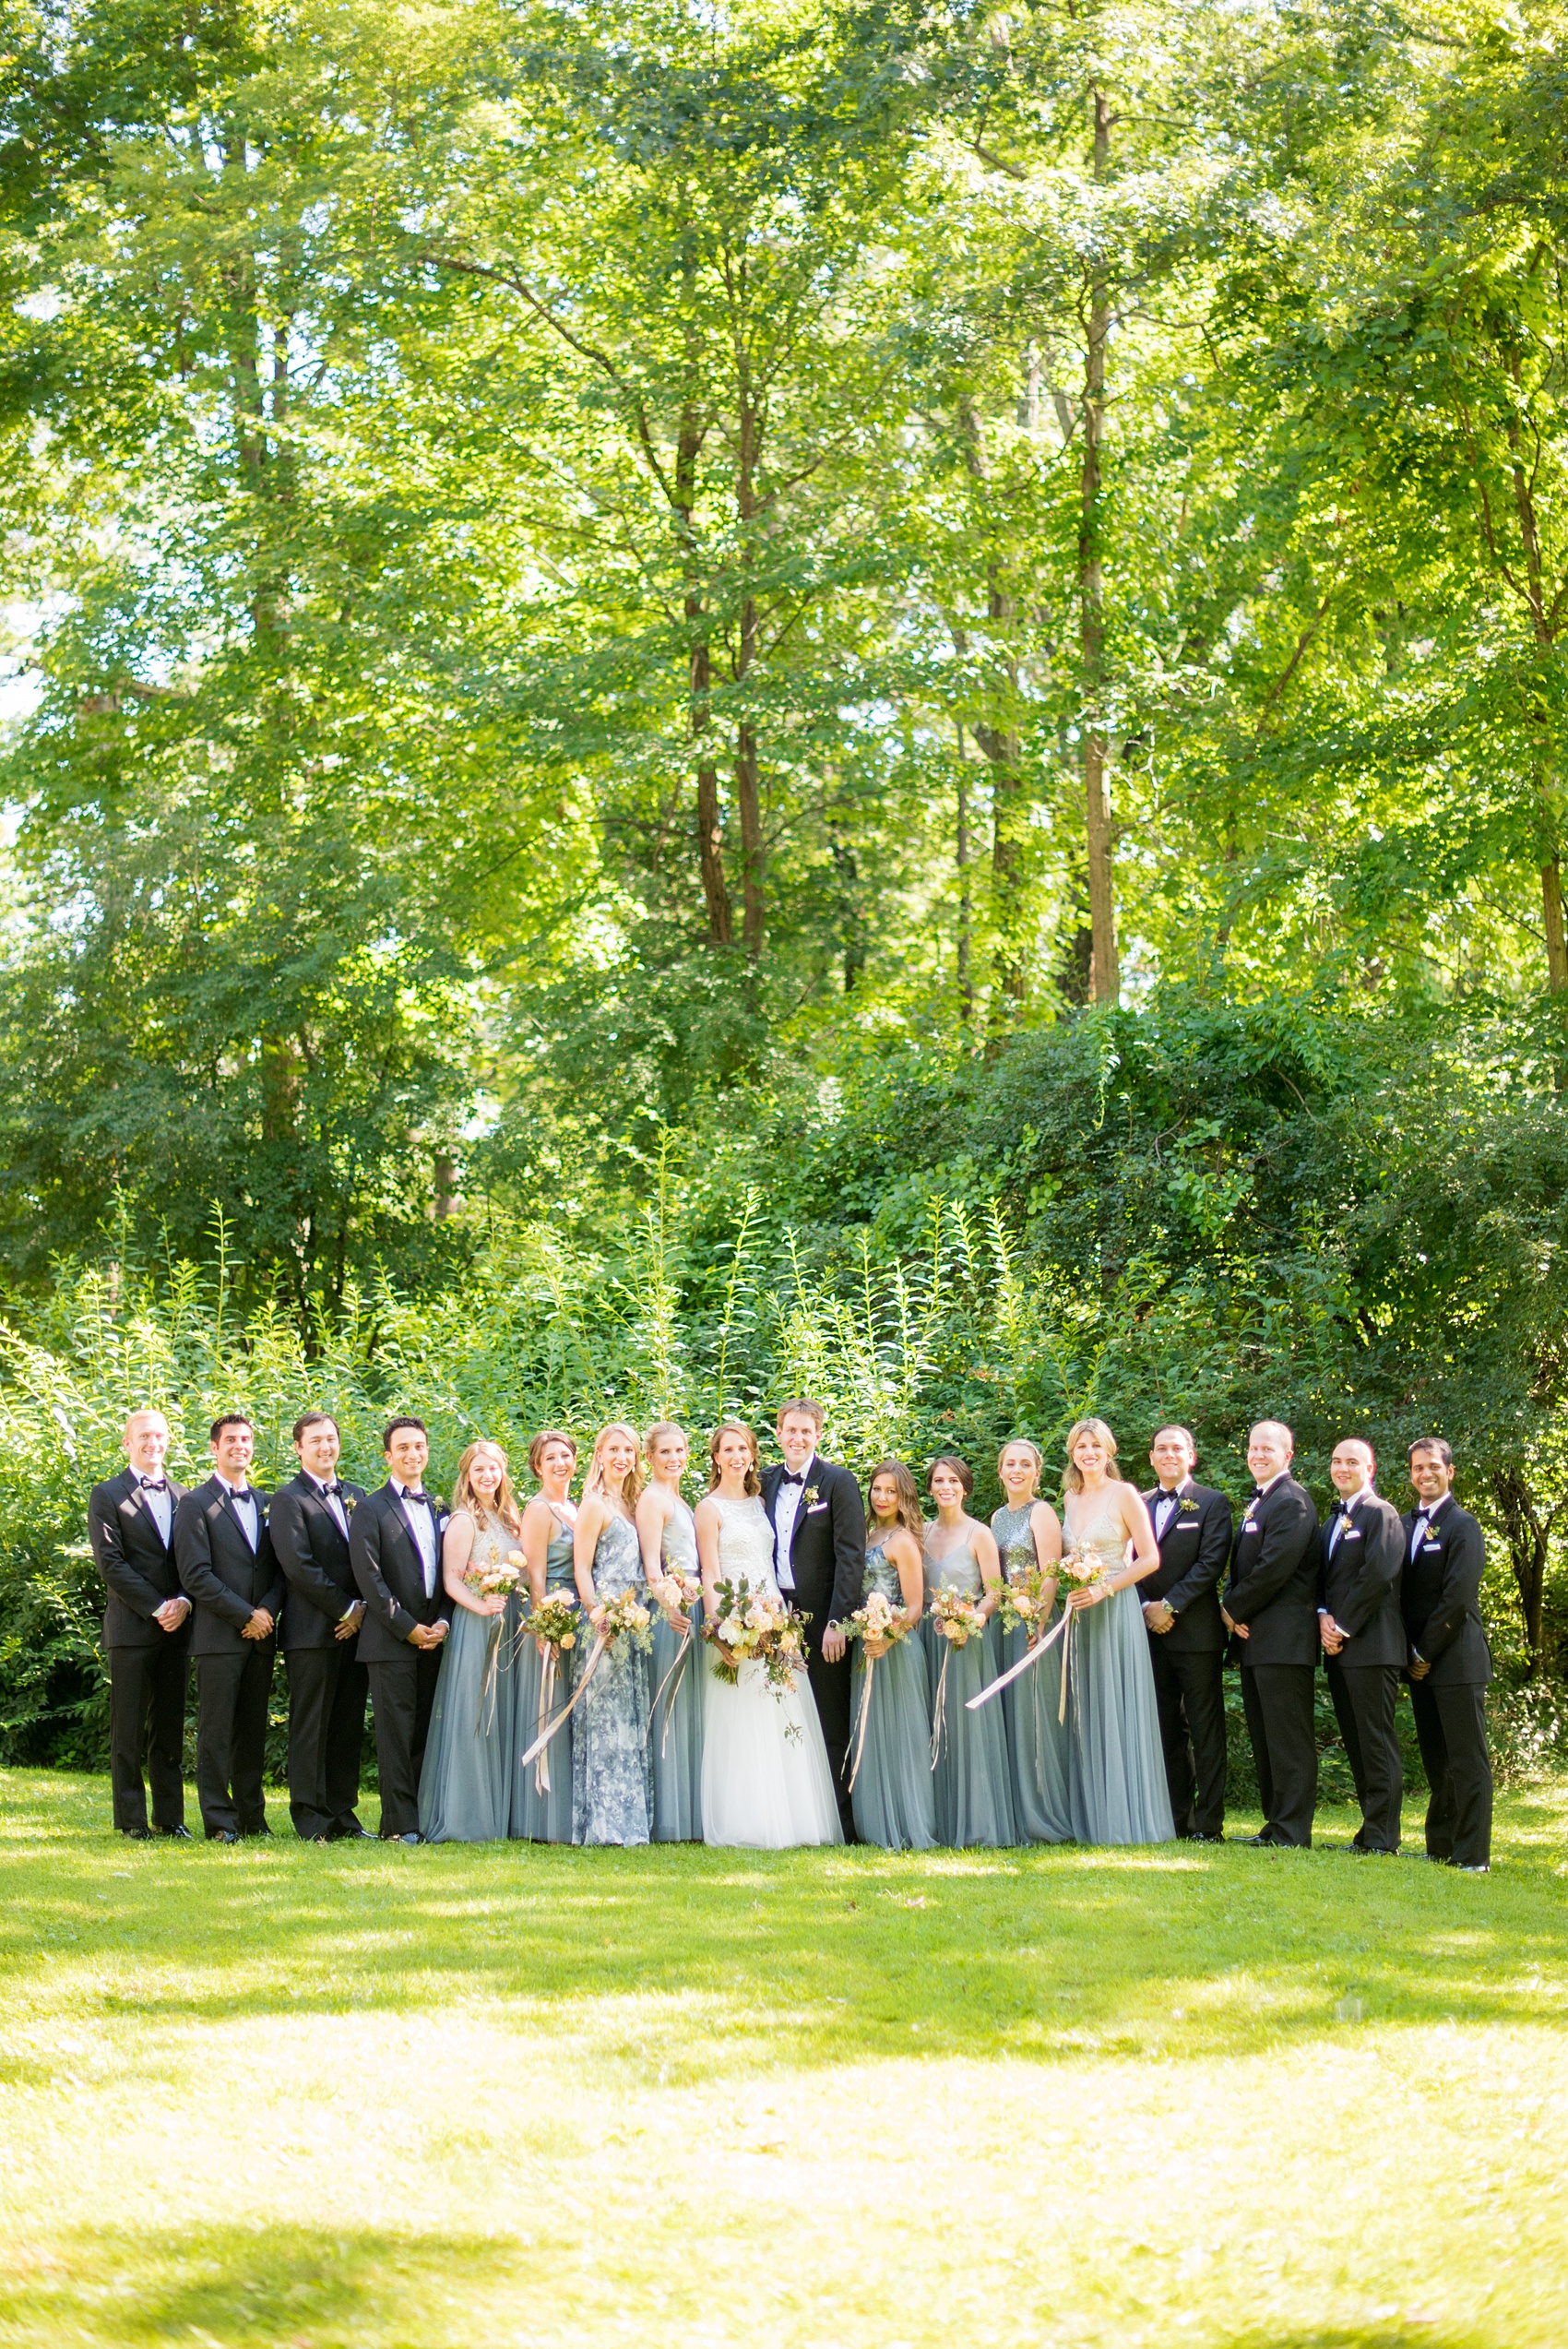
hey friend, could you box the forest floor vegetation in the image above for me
[0,1771,1563,2346]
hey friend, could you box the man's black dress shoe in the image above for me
[1237,1832,1282,1846]
[121,1826,153,1841]
[244,1822,273,1838]
[159,1824,194,1841]
[1193,1831,1225,1843]
[343,1825,377,1841]
[212,1829,241,1844]
[384,1830,423,1844]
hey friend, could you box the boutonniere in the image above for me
[802,1485,820,1508]
[342,1495,356,1516]
[1179,1497,1200,1514]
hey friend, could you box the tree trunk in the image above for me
[1079,86,1119,1004]
[734,712,765,961]
[674,411,733,947]
[956,721,973,1019]
[1541,853,1568,992]
[1491,1463,1550,1675]
[959,399,1026,1007]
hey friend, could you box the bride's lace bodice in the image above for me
[711,1494,778,1593]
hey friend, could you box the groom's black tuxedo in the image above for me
[1140,1478,1232,1838]
[174,1476,282,1839]
[89,1465,193,1833]
[271,1472,370,1841]
[761,1454,865,1838]
[1400,1492,1492,1867]
[350,1480,453,1836]
[1224,1472,1320,1845]
[1318,1489,1406,1852]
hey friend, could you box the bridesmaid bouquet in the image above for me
[656,1566,702,1623]
[1058,1539,1110,1596]
[997,1560,1057,1637]
[588,1589,653,1650]
[702,1578,810,1698]
[927,1587,987,1645]
[525,1592,581,1651]
[465,1555,522,1599]
[843,1590,910,1648]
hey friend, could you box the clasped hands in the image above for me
[152,1596,190,1632]
[1319,1613,1348,1657]
[1142,1599,1176,1635]
[408,1619,448,1650]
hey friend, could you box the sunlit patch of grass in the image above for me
[0,1771,1564,2345]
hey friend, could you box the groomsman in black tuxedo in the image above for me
[760,1398,866,1840]
[271,1411,371,1842]
[1140,1425,1233,1842]
[89,1407,193,1839]
[1223,1419,1321,1847]
[173,1413,283,1842]
[1317,1438,1407,1854]
[350,1416,451,1842]
[1402,1437,1493,1871]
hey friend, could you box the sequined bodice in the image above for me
[991,1502,1039,1580]
[862,1537,904,1604]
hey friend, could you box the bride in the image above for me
[695,1421,843,1849]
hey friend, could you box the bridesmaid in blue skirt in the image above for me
[637,1421,705,1842]
[1058,1417,1176,1845]
[992,1439,1073,1842]
[421,1439,525,1842]
[922,1454,1016,1848]
[849,1461,935,1850]
[572,1423,654,1847]
[512,1429,580,1842]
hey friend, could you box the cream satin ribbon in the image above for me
[966,1601,1074,1718]
[518,1631,608,1773]
[645,1627,695,1760]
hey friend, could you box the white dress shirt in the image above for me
[1327,1480,1373,1555]
[216,1473,258,1552]
[312,1475,350,1543]
[392,1475,438,1598]
[1408,1491,1449,1557]
[1152,1477,1191,1541]
[138,1475,173,1548]
[771,1456,816,1594]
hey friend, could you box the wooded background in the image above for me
[3,0,1568,1761]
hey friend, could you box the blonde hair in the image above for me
[643,1420,689,1471]
[528,1427,578,1478]
[997,1437,1044,1487]
[866,1459,925,1547]
[1062,1417,1119,1494]
[583,1422,645,1505]
[707,1420,762,1496]
[450,1439,524,1537]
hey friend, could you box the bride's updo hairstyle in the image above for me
[1062,1416,1119,1494]
[528,1428,577,1478]
[866,1458,925,1545]
[707,1420,762,1496]
[583,1421,645,1506]
[927,1452,975,1497]
[450,1438,524,1537]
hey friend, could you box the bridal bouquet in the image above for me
[843,1590,911,1649]
[524,1592,581,1651]
[927,1587,987,1646]
[997,1559,1057,1637]
[702,1577,810,1697]
[588,1589,653,1649]
[464,1554,522,1599]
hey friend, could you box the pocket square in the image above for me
[806,1500,828,1514]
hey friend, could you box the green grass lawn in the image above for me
[0,1772,1564,2348]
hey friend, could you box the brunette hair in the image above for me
[1408,1436,1453,1468]
[450,1438,524,1537]
[707,1420,762,1496]
[866,1459,925,1546]
[775,1397,826,1433]
[996,1437,1044,1486]
[1062,1417,1119,1494]
[382,1414,427,1450]
[209,1412,254,1443]
[927,1452,975,1497]
[528,1427,578,1477]
[583,1422,645,1506]
[292,1410,339,1445]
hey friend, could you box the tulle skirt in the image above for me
[649,1604,705,1842]
[512,1620,578,1843]
[420,1597,519,1842]
[1002,1616,1074,1842]
[849,1633,936,1852]
[701,1654,843,1849]
[1064,1584,1177,1844]
[923,1616,1017,1849]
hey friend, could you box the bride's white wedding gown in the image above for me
[700,1494,844,1850]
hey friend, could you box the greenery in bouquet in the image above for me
[588,1589,653,1649]
[927,1586,987,1646]
[843,1590,911,1652]
[464,1554,523,1599]
[702,1577,810,1695]
[525,1592,582,1651]
[996,1560,1059,1638]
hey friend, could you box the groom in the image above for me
[761,1398,865,1840]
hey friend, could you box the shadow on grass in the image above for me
[0,2223,519,2347]
[3,1771,1566,2073]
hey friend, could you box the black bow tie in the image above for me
[401,1488,429,1504]
[140,1477,168,1492]
[781,1472,804,1485]
[1250,1484,1265,1499]
[318,1481,343,1497]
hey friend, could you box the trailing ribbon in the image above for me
[929,1641,952,1770]
[965,1602,1073,1713]
[534,1642,558,1796]
[845,1652,876,1793]
[474,1610,511,1740]
[518,1631,607,1772]
[646,1628,694,1761]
